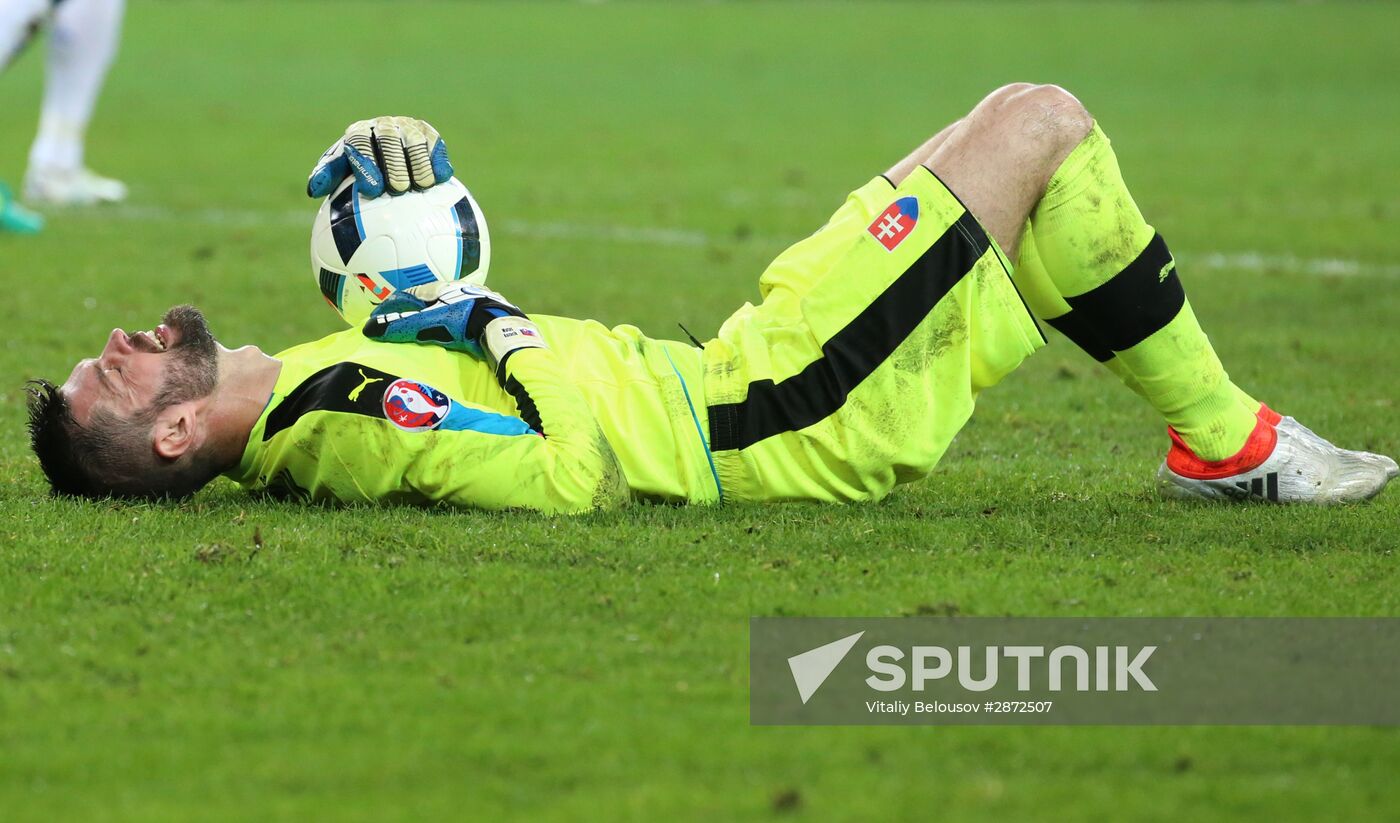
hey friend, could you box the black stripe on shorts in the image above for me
[707,210,987,453]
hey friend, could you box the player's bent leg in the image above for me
[1024,120,1261,464]
[1006,97,1395,502]
[903,84,1396,503]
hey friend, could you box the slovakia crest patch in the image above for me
[868,196,919,251]
[382,379,452,432]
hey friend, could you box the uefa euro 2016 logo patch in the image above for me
[868,196,919,252]
[382,379,452,432]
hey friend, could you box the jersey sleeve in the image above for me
[259,351,626,514]
[413,347,630,513]
[244,338,631,514]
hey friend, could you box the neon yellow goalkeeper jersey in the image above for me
[229,170,1043,513]
[225,317,720,514]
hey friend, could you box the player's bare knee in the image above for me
[977,83,1039,112]
[972,84,1091,140]
[1010,84,1093,147]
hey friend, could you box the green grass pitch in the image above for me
[2,1,1398,820]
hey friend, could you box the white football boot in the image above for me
[1157,409,1396,504]
[1271,411,1399,480]
[24,166,127,206]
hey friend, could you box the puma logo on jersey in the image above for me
[1159,259,1176,282]
[348,368,384,401]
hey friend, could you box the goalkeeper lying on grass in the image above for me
[26,85,1398,513]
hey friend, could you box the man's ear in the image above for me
[152,402,200,459]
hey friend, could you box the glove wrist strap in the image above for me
[481,316,547,378]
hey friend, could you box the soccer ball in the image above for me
[310,176,490,327]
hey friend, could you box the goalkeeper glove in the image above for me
[364,283,547,375]
[307,116,453,198]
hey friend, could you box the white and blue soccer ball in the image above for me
[310,176,490,327]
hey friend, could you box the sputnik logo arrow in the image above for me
[787,631,864,704]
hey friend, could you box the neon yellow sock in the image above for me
[1014,221,1147,398]
[1233,383,1261,414]
[1024,125,1258,460]
[1118,304,1259,458]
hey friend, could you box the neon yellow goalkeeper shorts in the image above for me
[700,166,1045,503]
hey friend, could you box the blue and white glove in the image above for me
[364,283,547,374]
[307,116,454,199]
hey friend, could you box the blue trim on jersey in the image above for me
[440,402,536,436]
[379,264,438,290]
[351,187,366,241]
[663,346,723,503]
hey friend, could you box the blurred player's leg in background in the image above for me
[0,0,50,68]
[23,0,127,206]
[0,0,49,232]
[0,181,45,234]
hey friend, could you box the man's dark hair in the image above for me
[25,379,219,500]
